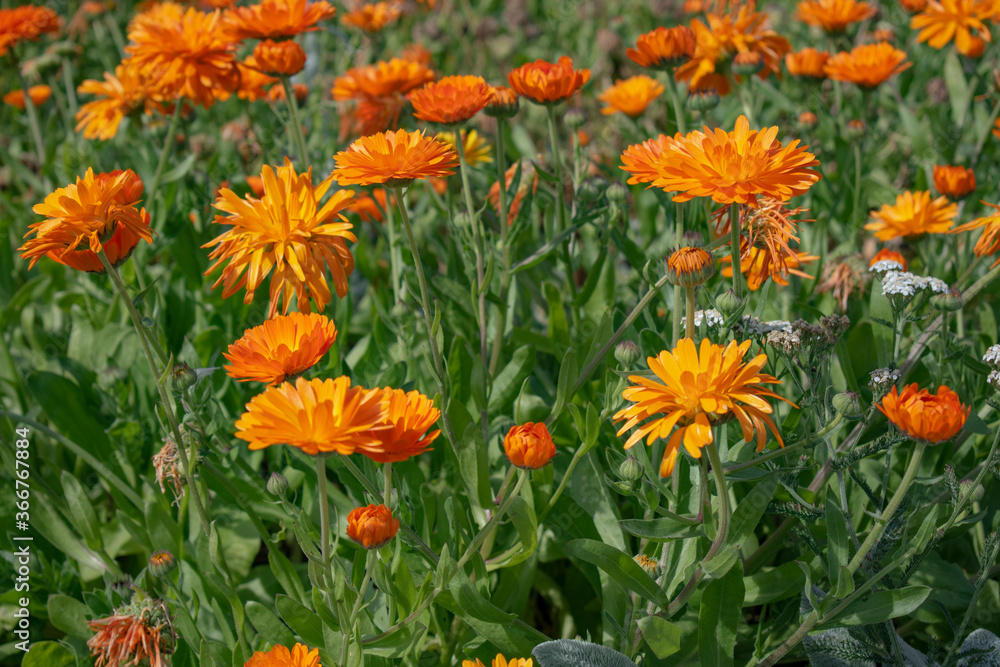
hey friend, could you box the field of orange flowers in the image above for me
[2,0,1000,665]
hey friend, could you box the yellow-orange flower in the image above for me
[504,422,556,469]
[342,2,401,32]
[785,47,830,77]
[348,189,392,222]
[507,56,590,104]
[877,383,968,443]
[88,599,175,667]
[599,75,665,118]
[0,5,59,56]
[485,85,519,118]
[902,0,929,10]
[620,115,821,207]
[615,338,788,477]
[76,63,157,141]
[332,58,436,100]
[487,159,538,223]
[355,388,441,462]
[796,0,877,32]
[224,312,336,385]
[824,42,910,87]
[865,190,957,240]
[204,158,357,318]
[3,85,51,109]
[932,164,976,198]
[869,247,908,270]
[463,656,534,667]
[410,75,493,124]
[237,57,279,101]
[235,376,388,455]
[346,504,399,549]
[332,128,458,186]
[437,129,492,166]
[245,643,322,667]
[951,201,1000,268]
[911,0,996,52]
[20,169,153,272]
[253,39,306,76]
[626,26,696,70]
[666,246,715,286]
[223,0,336,40]
[723,241,818,290]
[267,81,309,104]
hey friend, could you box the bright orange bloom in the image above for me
[332,129,458,186]
[463,656,534,667]
[76,63,157,141]
[799,111,818,126]
[877,383,968,443]
[246,175,265,196]
[235,376,388,455]
[88,599,175,667]
[332,58,435,100]
[355,388,441,462]
[824,42,911,87]
[267,81,309,104]
[933,164,976,198]
[785,47,830,77]
[346,504,399,549]
[20,169,152,272]
[958,34,986,56]
[204,158,357,318]
[507,56,590,104]
[3,85,51,109]
[485,85,519,118]
[723,241,818,290]
[338,96,407,141]
[410,75,493,124]
[951,201,1000,268]
[796,0,877,32]
[626,26,696,70]
[488,159,538,223]
[615,338,788,477]
[223,0,336,40]
[253,39,306,76]
[869,248,908,270]
[865,191,957,240]
[620,115,821,207]
[0,5,59,56]
[348,189,392,222]
[504,422,557,469]
[901,0,929,10]
[911,0,996,52]
[237,57,279,101]
[666,246,715,286]
[873,26,896,41]
[224,312,337,385]
[245,643,322,667]
[342,2,402,32]
[599,75,664,118]
[817,255,867,311]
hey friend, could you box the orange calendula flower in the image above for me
[3,85,51,109]
[463,656,534,667]
[869,247,908,270]
[346,504,399,549]
[951,201,1000,268]
[332,128,458,187]
[865,190,957,241]
[348,189,392,222]
[796,0,877,32]
[785,47,830,77]
[224,312,337,385]
[599,74,665,118]
[237,57,279,101]
[223,0,336,40]
[487,159,538,223]
[620,115,821,207]
[332,58,436,100]
[911,0,995,53]
[235,376,388,455]
[824,42,911,87]
[76,63,157,141]
[666,246,715,286]
[485,85,519,118]
[88,599,175,667]
[723,241,818,290]
[245,644,322,667]
[0,5,59,56]
[799,111,818,126]
[410,74,493,125]
[901,0,929,10]
[20,169,153,272]
[817,254,867,311]
[615,338,789,477]
[626,25,696,70]
[507,56,590,105]
[877,383,969,443]
[342,2,402,32]
[204,158,357,318]
[932,164,976,198]
[253,39,307,76]
[267,81,309,104]
[356,388,441,462]
[504,422,557,469]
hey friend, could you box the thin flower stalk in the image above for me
[281,75,309,166]
[342,549,377,664]
[454,135,490,372]
[488,116,512,375]
[12,55,45,171]
[730,203,744,298]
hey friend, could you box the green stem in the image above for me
[724,413,844,474]
[538,441,589,522]
[12,57,45,171]
[454,131,490,372]
[546,106,567,233]
[852,140,864,228]
[383,187,401,307]
[281,75,309,167]
[342,549,376,664]
[729,203,744,298]
[664,71,687,134]
[969,96,1000,170]
[704,442,730,560]
[488,118,512,376]
[684,285,696,340]
[317,454,333,583]
[149,102,182,209]
[62,58,78,117]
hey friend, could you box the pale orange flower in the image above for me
[410,75,493,124]
[348,189,392,222]
[267,81,309,104]
[332,128,458,186]
[785,47,830,77]
[236,57,279,101]
[865,190,957,240]
[487,159,538,223]
[253,39,306,76]
[599,74,665,117]
[224,312,337,385]
[0,5,59,56]
[355,387,441,462]
[951,201,1000,268]
[869,247,908,270]
[504,423,557,469]
[796,0,877,32]
[901,0,929,11]
[911,0,996,52]
[342,2,402,32]
[338,96,407,142]
[400,42,432,64]
[76,63,157,141]
[507,56,590,104]
[224,0,336,40]
[346,504,399,549]
[723,239,818,290]
[626,26,696,70]
[3,85,51,109]
[799,110,818,126]
[824,42,911,87]
[245,643,322,667]
[332,58,435,100]
[877,383,968,443]
[933,164,976,198]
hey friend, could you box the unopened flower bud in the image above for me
[615,340,640,366]
[666,246,715,287]
[732,51,763,76]
[606,182,628,205]
[832,391,863,419]
[346,504,399,549]
[148,550,177,578]
[563,108,586,130]
[634,554,660,576]
[931,287,963,312]
[171,363,198,392]
[960,479,985,503]
[452,212,472,230]
[619,456,642,482]
[504,422,556,469]
[267,472,289,497]
[687,88,719,112]
[716,288,742,315]
[577,180,599,203]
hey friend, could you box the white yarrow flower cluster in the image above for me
[989,370,1000,391]
[982,344,1000,368]
[681,309,724,329]
[870,259,905,274]
[880,271,949,298]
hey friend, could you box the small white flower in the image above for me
[984,344,1000,368]
[869,367,901,390]
[880,271,923,297]
[870,259,904,274]
[681,309,724,329]
[741,316,793,336]
[924,277,949,294]
[988,370,1000,391]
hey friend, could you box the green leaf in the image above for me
[636,616,682,659]
[46,594,92,638]
[869,278,895,368]
[489,345,535,413]
[698,560,745,667]
[532,639,638,667]
[23,641,75,667]
[943,50,970,126]
[276,594,326,647]
[246,601,297,649]
[821,586,931,628]
[160,151,197,184]
[145,500,181,555]
[545,282,570,345]
[549,347,578,421]
[728,473,779,548]
[825,495,849,579]
[566,539,670,608]
[27,372,111,458]
[743,562,806,606]
[504,496,539,566]
[618,515,704,542]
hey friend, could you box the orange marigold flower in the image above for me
[817,254,867,311]
[796,0,877,32]
[224,312,336,385]
[487,159,538,223]
[723,241,818,290]
[666,246,715,286]
[223,0,336,40]
[76,63,157,141]
[204,158,357,318]
[342,2,401,32]
[410,74,493,125]
[235,376,388,455]
[507,56,590,105]
[504,422,557,469]
[933,164,976,198]
[0,5,59,56]
[88,599,175,667]
[485,85,520,119]
[626,26,696,70]
[253,39,306,76]
[620,115,821,207]
[865,190,957,241]
[785,47,830,77]
[346,504,399,549]
[332,58,435,100]
[20,168,153,272]
[3,85,51,109]
[267,81,309,104]
[599,74,665,118]
[355,387,441,462]
[614,338,788,477]
[877,383,968,443]
[401,42,432,64]
[463,656,534,667]
[246,175,265,196]
[824,42,910,87]
[245,643,322,667]
[869,247,908,270]
[338,96,407,142]
[911,0,995,52]
[951,201,1000,268]
[799,110,818,126]
[348,189,391,222]
[237,57,279,101]
[332,128,458,186]
[901,0,929,10]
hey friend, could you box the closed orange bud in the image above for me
[503,422,556,469]
[253,39,306,76]
[933,165,976,198]
[3,84,51,109]
[346,504,399,549]
[877,383,968,443]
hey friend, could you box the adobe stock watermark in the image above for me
[11,424,33,653]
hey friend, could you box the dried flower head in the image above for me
[88,598,176,667]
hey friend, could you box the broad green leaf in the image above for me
[868,278,895,368]
[821,586,931,628]
[566,539,670,608]
[698,560,745,667]
[246,601,296,649]
[618,516,704,542]
[549,347,578,421]
[27,372,110,458]
[46,594,92,638]
[636,616,682,659]
[825,495,849,579]
[23,641,74,667]
[489,345,535,413]
[943,50,970,126]
[727,473,779,550]
[743,562,806,606]
[276,594,326,647]
[532,639,638,667]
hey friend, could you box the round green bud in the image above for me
[606,182,628,205]
[716,288,743,316]
[267,472,289,497]
[149,550,177,578]
[832,391,864,420]
[931,288,963,312]
[960,479,985,504]
[171,363,198,392]
[619,456,643,482]
[563,108,586,130]
[615,340,640,367]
